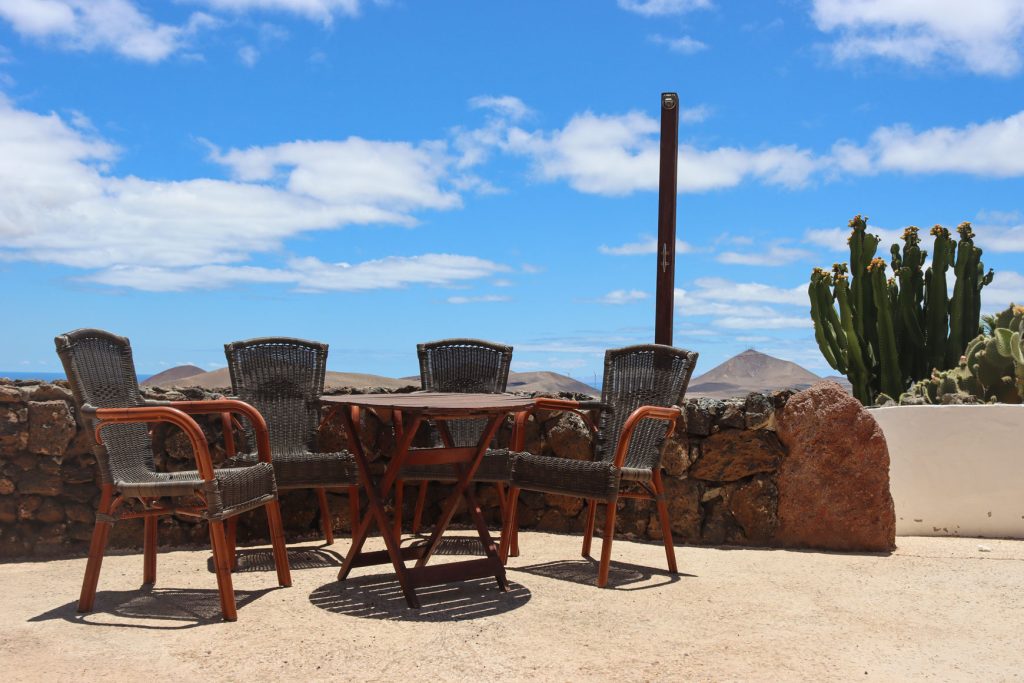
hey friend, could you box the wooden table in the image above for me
[321,392,535,608]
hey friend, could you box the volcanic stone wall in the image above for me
[0,378,894,559]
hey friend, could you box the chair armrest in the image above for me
[531,398,607,433]
[167,399,272,464]
[612,405,682,469]
[93,405,216,481]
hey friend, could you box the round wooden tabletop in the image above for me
[320,391,536,416]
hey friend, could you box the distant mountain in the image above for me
[140,364,204,387]
[150,364,598,396]
[147,366,416,391]
[505,371,597,397]
[688,349,850,399]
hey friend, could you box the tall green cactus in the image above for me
[809,215,994,405]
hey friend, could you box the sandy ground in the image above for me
[1,533,1021,682]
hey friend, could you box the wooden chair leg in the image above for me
[316,488,334,545]
[412,481,429,534]
[226,516,239,571]
[78,487,114,612]
[143,516,158,585]
[653,470,678,574]
[348,486,360,533]
[264,500,292,587]
[393,480,404,540]
[499,486,520,564]
[597,498,619,588]
[208,520,238,621]
[581,498,598,557]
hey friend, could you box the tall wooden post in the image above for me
[655,92,679,346]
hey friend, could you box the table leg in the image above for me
[336,407,424,607]
[462,471,508,591]
[415,414,504,568]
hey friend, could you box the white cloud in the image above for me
[803,224,903,252]
[505,111,820,196]
[89,254,508,293]
[618,0,712,17]
[982,270,1024,308]
[690,277,807,306]
[238,44,259,66]
[598,289,649,305]
[680,104,712,124]
[650,34,708,54]
[717,244,814,267]
[446,294,511,304]
[208,137,461,213]
[599,235,694,256]
[852,111,1024,177]
[0,95,499,293]
[469,95,532,122]
[674,278,810,330]
[187,0,361,24]
[811,0,1024,76]
[0,0,217,62]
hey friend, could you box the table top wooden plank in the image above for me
[320,391,536,415]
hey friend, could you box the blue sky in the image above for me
[2,0,1024,383]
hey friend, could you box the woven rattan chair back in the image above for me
[225,337,328,457]
[417,338,513,447]
[54,328,155,487]
[594,344,698,471]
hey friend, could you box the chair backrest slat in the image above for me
[54,328,154,485]
[595,344,698,470]
[225,337,327,456]
[417,338,513,448]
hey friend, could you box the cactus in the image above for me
[809,215,994,405]
[947,223,995,366]
[897,328,1023,405]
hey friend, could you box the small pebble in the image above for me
[977,544,992,552]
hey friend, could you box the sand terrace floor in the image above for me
[1,533,1021,681]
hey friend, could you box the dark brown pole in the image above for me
[655,92,679,346]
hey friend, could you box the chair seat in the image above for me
[115,461,278,520]
[227,450,358,489]
[400,448,513,483]
[509,453,621,502]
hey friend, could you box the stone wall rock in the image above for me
[0,377,896,559]
[776,382,896,552]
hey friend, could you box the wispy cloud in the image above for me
[0,95,498,293]
[504,111,820,195]
[238,44,259,66]
[675,277,810,330]
[618,0,712,17]
[446,294,511,304]
[599,235,694,256]
[187,0,362,24]
[717,244,814,267]
[650,34,708,54]
[89,255,509,293]
[0,0,218,62]
[811,0,1024,76]
[598,289,648,305]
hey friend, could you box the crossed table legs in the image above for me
[334,406,509,608]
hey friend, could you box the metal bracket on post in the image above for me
[655,92,680,346]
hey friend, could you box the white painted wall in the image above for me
[871,405,1024,539]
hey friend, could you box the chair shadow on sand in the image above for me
[28,585,275,630]
[510,556,691,591]
[206,544,346,573]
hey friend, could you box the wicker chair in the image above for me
[500,344,698,587]
[394,338,514,538]
[54,329,291,622]
[224,337,359,548]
